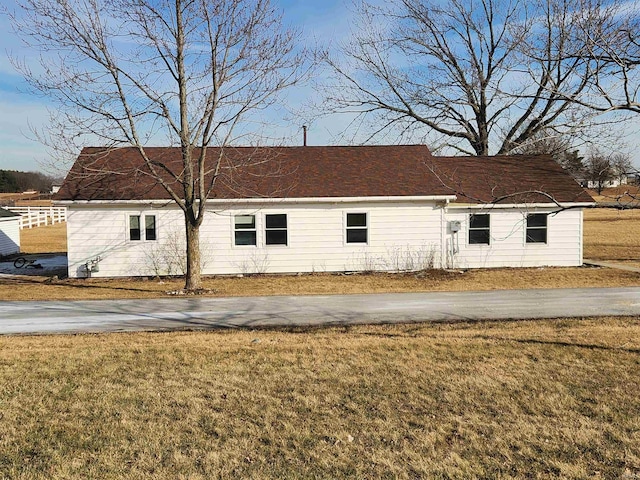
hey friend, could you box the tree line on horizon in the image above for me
[0,169,58,194]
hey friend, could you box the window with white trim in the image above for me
[130,215,141,241]
[526,213,548,243]
[234,215,257,246]
[130,215,156,241]
[468,214,490,245]
[346,213,368,243]
[265,214,287,245]
[145,215,156,241]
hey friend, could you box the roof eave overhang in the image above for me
[55,195,459,206]
[446,202,596,209]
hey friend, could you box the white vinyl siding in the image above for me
[0,218,20,256]
[66,208,178,277]
[63,202,585,278]
[65,202,443,277]
[445,208,582,269]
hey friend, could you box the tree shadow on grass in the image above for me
[0,275,164,294]
[470,334,640,354]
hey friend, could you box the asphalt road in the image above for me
[1,287,640,335]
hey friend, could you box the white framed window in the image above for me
[346,213,368,244]
[129,214,156,241]
[526,213,548,243]
[469,214,490,245]
[130,215,141,241]
[145,215,156,241]
[265,214,287,245]
[234,214,257,246]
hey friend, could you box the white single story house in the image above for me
[0,208,21,257]
[55,145,595,278]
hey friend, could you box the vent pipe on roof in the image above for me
[303,125,307,146]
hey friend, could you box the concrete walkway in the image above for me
[583,259,640,273]
[2,286,640,335]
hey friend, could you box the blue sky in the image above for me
[0,0,638,174]
[0,0,361,173]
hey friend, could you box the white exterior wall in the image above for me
[65,202,584,278]
[0,218,21,256]
[66,207,183,277]
[65,201,444,278]
[444,207,583,269]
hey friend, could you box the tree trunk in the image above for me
[184,216,202,291]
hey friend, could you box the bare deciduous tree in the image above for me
[569,0,640,114]
[510,131,586,179]
[583,148,632,194]
[10,0,306,291]
[321,0,635,156]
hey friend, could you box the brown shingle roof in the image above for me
[54,146,594,204]
[430,155,594,204]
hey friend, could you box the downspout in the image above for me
[579,209,583,265]
[441,199,449,269]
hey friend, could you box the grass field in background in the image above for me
[1,318,639,478]
[583,208,640,263]
[19,222,67,254]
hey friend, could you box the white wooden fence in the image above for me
[8,206,67,229]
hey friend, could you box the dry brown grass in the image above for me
[583,208,640,261]
[1,318,639,479]
[20,222,67,254]
[1,265,640,301]
[586,185,640,204]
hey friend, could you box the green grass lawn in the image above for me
[1,318,639,479]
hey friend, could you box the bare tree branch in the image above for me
[11,0,308,291]
[319,0,635,155]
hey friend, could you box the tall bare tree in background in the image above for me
[583,148,632,194]
[511,131,586,179]
[571,0,640,114]
[11,0,306,291]
[322,0,638,156]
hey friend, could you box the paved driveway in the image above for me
[1,287,640,335]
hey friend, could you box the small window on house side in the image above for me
[346,213,368,243]
[235,215,257,246]
[145,215,157,241]
[130,215,141,241]
[265,214,287,245]
[130,214,156,241]
[469,214,490,245]
[526,213,548,243]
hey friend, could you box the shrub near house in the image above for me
[54,146,594,278]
